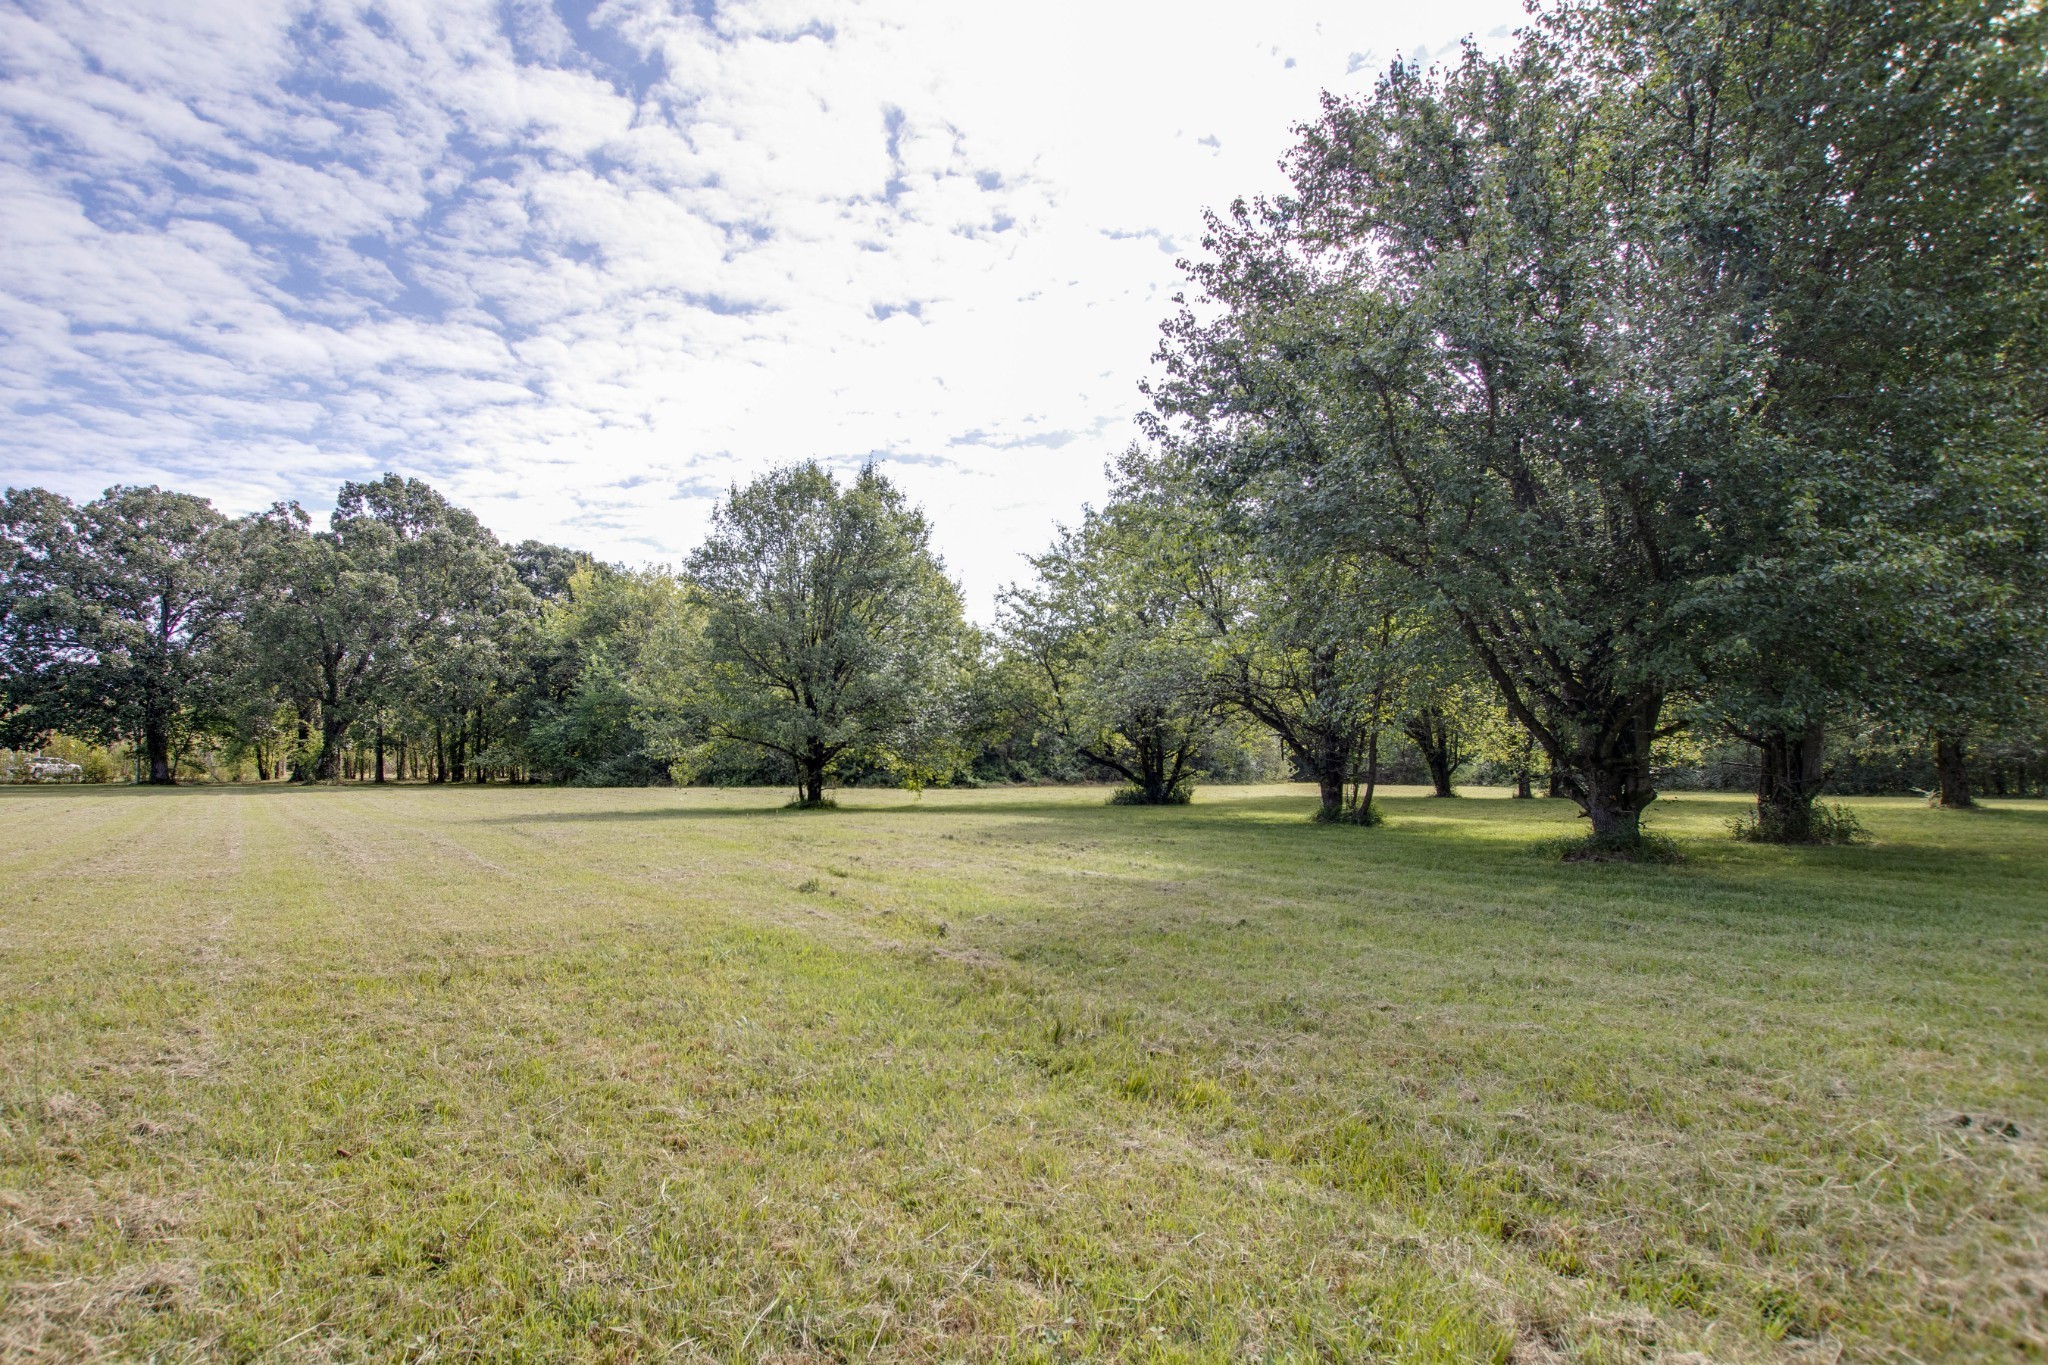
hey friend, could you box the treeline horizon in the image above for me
[6,0,2047,853]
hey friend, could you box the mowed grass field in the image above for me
[0,785,2042,1362]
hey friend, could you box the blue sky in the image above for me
[1,0,1522,615]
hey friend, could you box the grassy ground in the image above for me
[0,783,2042,1362]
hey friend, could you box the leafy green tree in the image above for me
[1152,42,1765,845]
[685,462,970,806]
[1575,0,2048,836]
[999,505,1224,806]
[510,540,588,604]
[330,476,532,782]
[0,486,237,782]
[1103,449,1423,821]
[525,563,695,785]
[238,501,405,782]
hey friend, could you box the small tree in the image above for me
[1103,447,1422,823]
[1000,506,1225,806]
[685,462,969,806]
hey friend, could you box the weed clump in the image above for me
[1312,802,1383,827]
[1729,801,1869,845]
[783,796,838,811]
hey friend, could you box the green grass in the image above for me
[0,784,2042,1361]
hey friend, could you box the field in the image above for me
[0,784,2042,1362]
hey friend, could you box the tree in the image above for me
[337,478,531,784]
[1153,42,1765,845]
[524,563,695,786]
[1573,0,2048,837]
[0,486,237,782]
[685,462,970,806]
[999,504,1225,806]
[1103,447,1421,822]
[238,502,404,782]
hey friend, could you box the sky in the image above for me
[1,0,1525,617]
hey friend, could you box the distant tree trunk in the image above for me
[1512,735,1534,798]
[142,714,175,785]
[799,740,827,805]
[449,715,467,784]
[1934,732,1974,809]
[375,721,386,784]
[1359,727,1380,823]
[1546,767,1563,798]
[254,741,271,783]
[1751,722,1827,841]
[290,701,315,783]
[315,705,347,781]
[1515,767,1532,799]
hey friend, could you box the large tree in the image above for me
[685,462,969,806]
[0,486,237,782]
[1152,2,2047,845]
[337,477,530,783]
[238,502,404,782]
[1152,43,1763,844]
[1576,0,2048,835]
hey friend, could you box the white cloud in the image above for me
[0,0,1524,614]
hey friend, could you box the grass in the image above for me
[0,783,2042,1361]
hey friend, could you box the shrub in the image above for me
[1108,784,1191,805]
[1541,830,1686,864]
[1729,801,1869,846]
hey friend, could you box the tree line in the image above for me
[3,0,2044,851]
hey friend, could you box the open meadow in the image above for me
[0,784,2043,1362]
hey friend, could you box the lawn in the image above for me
[0,783,2042,1362]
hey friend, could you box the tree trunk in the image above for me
[1515,768,1532,799]
[315,705,347,781]
[290,702,315,783]
[1316,770,1346,821]
[1546,767,1563,798]
[1402,709,1458,797]
[1582,773,1646,841]
[1557,698,1661,845]
[1360,727,1380,823]
[375,721,386,784]
[1751,721,1826,842]
[143,716,175,785]
[1934,732,1974,809]
[800,753,826,805]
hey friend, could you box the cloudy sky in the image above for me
[2,0,1523,615]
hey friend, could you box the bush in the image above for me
[1540,830,1686,864]
[1108,784,1191,805]
[1729,801,1870,845]
[1312,801,1384,826]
